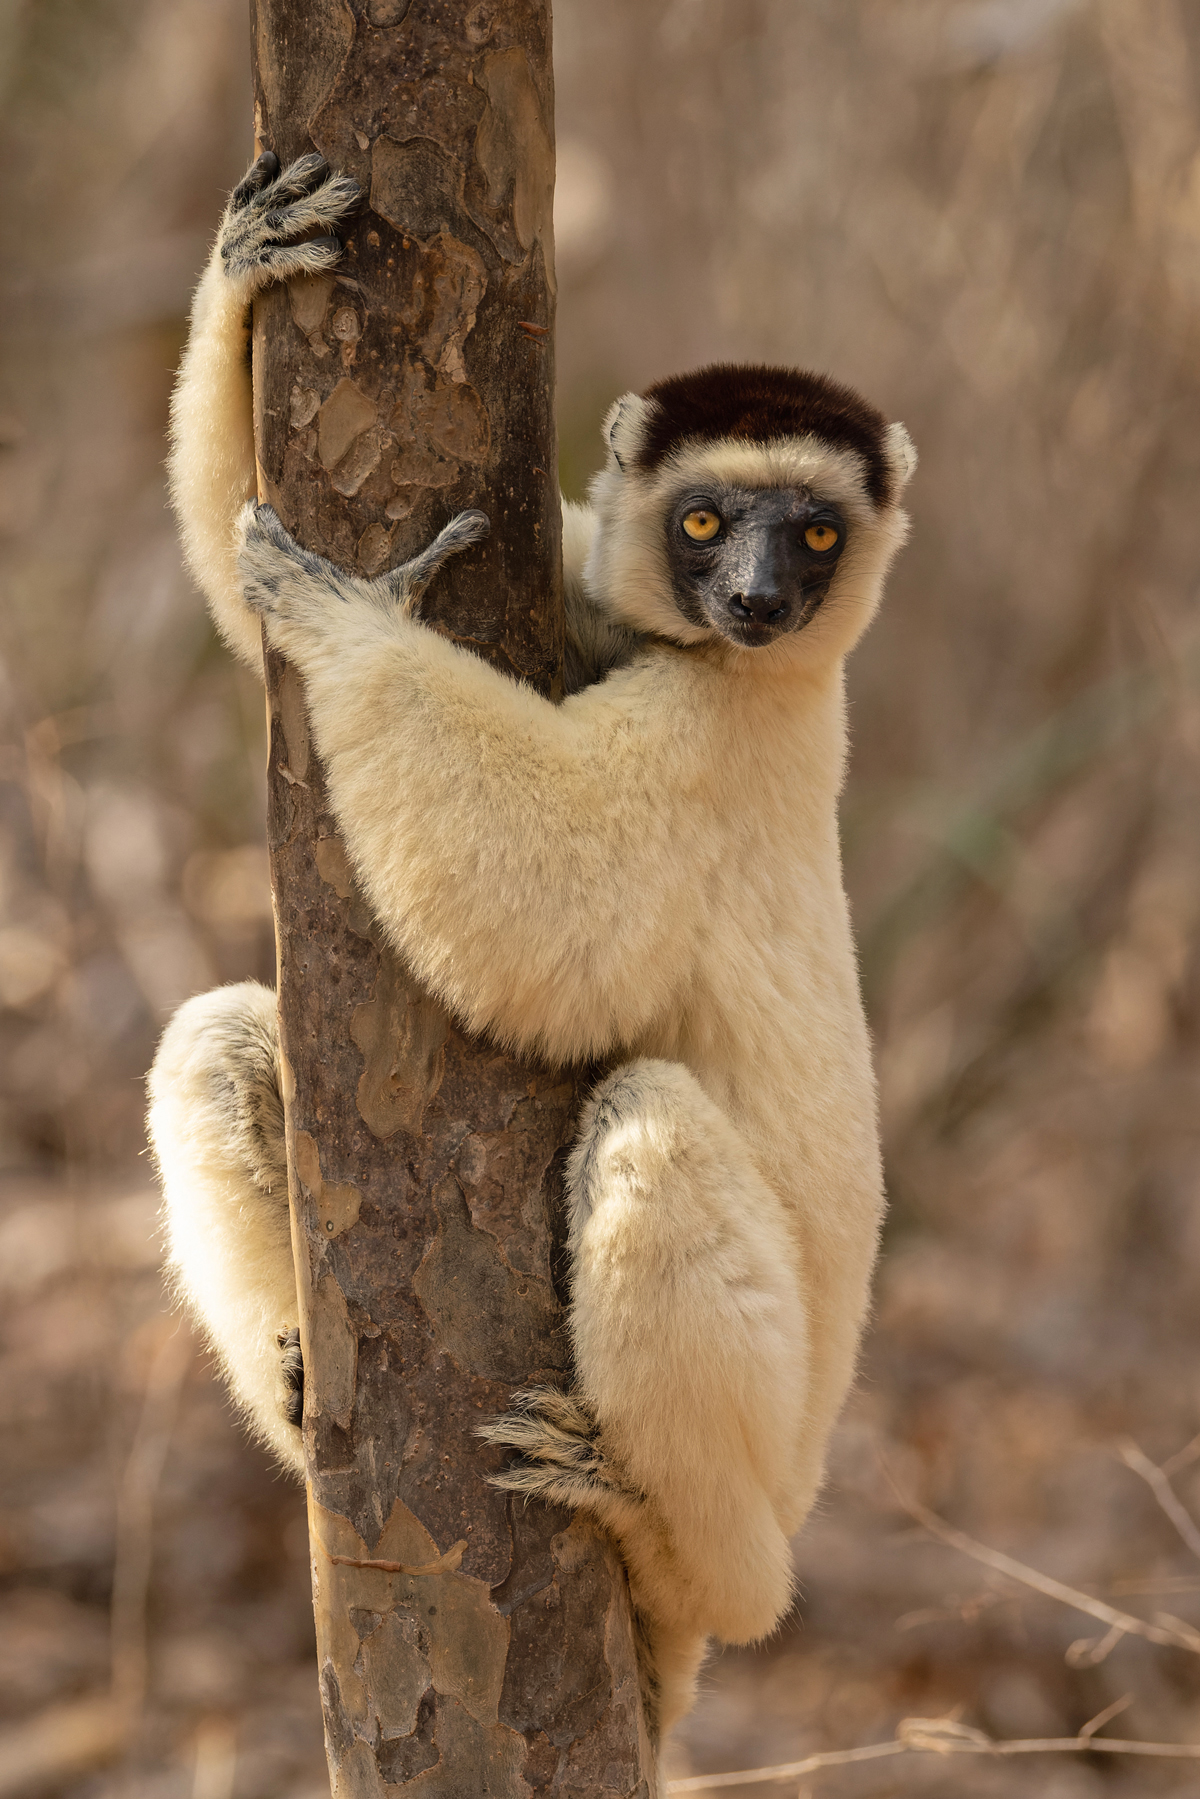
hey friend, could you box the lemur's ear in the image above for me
[602,392,656,473]
[885,421,918,494]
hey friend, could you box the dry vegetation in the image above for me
[2,0,1199,1793]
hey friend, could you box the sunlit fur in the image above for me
[166,153,356,669]
[151,154,918,1739]
[148,980,302,1472]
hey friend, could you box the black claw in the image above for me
[231,149,279,210]
[278,1325,304,1427]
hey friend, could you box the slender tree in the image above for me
[249,2,656,1791]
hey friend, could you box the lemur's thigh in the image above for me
[147,980,304,1475]
[569,1058,808,1642]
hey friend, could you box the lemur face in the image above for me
[665,484,847,649]
[587,363,917,661]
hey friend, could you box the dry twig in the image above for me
[1119,1438,1200,1563]
[111,1323,193,1706]
[887,1472,1200,1664]
[0,1323,191,1799]
[191,1716,238,1799]
[665,1711,1200,1792]
[1161,1432,1200,1481]
[1111,1574,1200,1596]
[895,1588,1003,1632]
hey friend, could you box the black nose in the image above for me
[731,592,790,626]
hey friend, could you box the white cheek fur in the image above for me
[583,433,910,659]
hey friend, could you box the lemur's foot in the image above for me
[219,150,361,294]
[239,502,491,629]
[478,1387,643,1514]
[482,1391,701,1738]
[276,1326,304,1429]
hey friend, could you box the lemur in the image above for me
[148,152,916,1732]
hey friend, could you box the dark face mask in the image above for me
[666,485,847,649]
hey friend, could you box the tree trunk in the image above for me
[249,3,657,1794]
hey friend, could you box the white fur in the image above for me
[168,256,262,666]
[228,426,910,1723]
[149,980,304,1475]
[568,1060,808,1640]
[152,157,917,1740]
[167,155,357,667]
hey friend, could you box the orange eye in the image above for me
[804,523,840,553]
[682,509,721,542]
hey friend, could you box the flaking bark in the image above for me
[249,2,657,1791]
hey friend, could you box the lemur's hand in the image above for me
[238,501,346,623]
[218,151,361,299]
[239,502,491,644]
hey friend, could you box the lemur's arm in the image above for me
[239,505,704,1065]
[170,153,609,683]
[168,153,359,668]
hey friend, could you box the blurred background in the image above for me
[2,0,1199,1793]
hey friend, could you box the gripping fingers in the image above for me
[276,1326,304,1429]
[219,152,362,291]
[257,234,344,281]
[254,151,328,204]
[238,503,347,623]
[478,1387,643,1503]
[229,149,279,211]
[388,510,491,607]
[238,501,492,641]
[479,1388,612,1501]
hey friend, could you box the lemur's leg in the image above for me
[480,1059,809,1732]
[147,981,305,1477]
[168,151,360,669]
